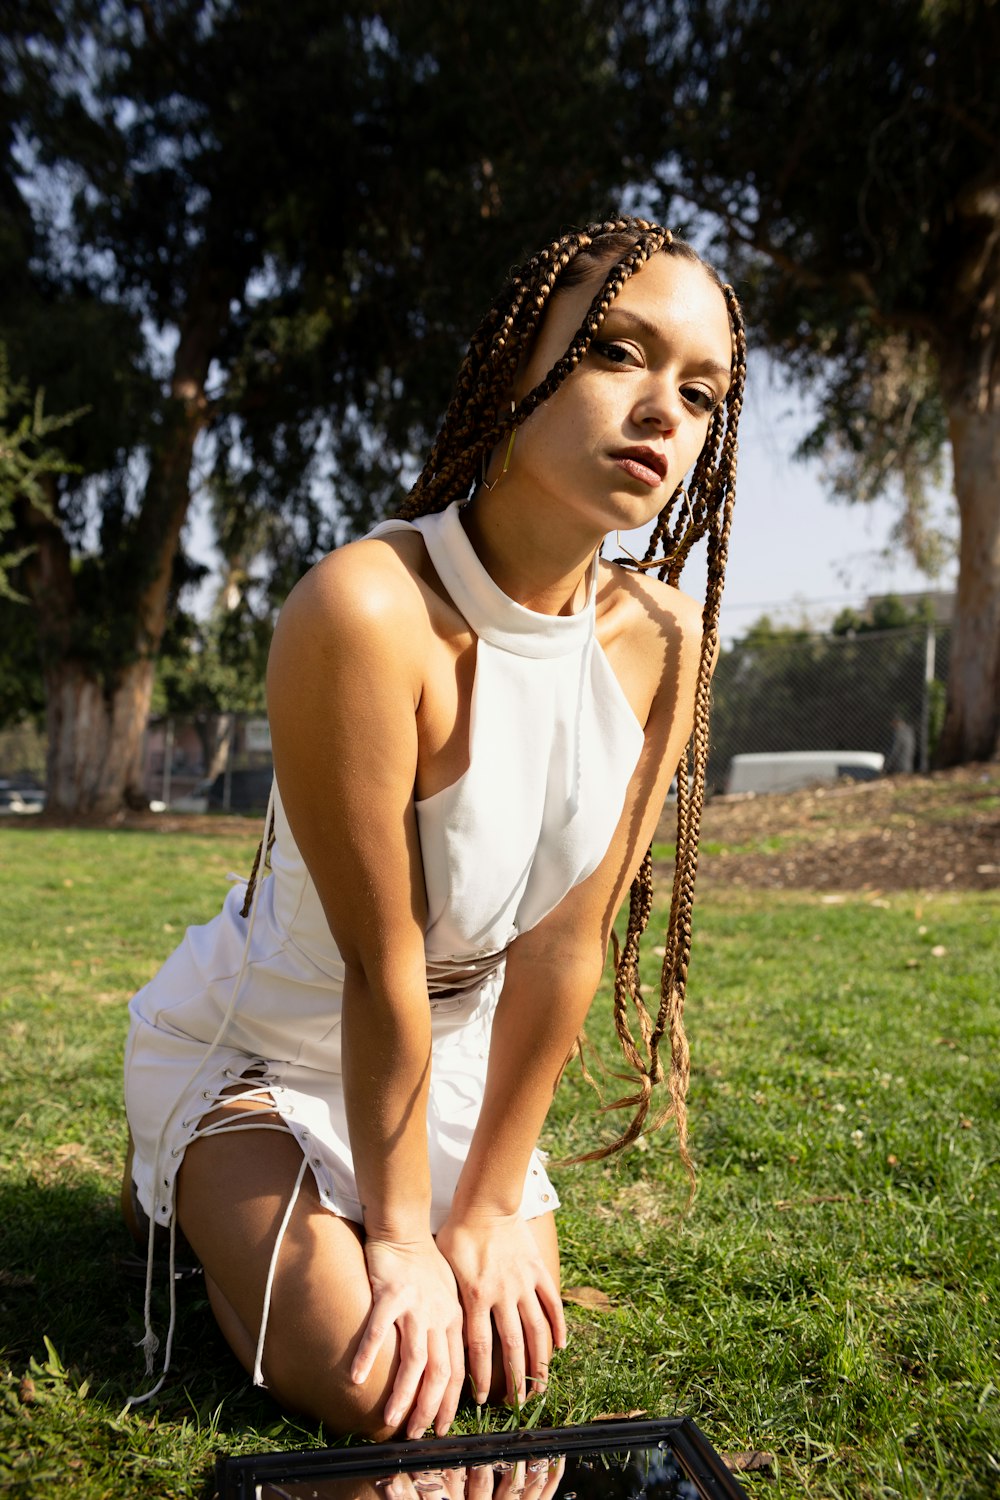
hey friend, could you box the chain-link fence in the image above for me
[708,622,950,792]
[0,624,953,811]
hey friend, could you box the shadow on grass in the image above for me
[0,1175,288,1434]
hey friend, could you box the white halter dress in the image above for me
[123,500,644,1390]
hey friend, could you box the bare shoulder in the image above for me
[598,561,704,660]
[270,533,431,670]
[596,562,707,730]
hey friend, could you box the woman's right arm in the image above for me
[266,540,465,1437]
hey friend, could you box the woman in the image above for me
[122,216,746,1442]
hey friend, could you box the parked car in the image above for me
[0,781,45,814]
[725,751,885,796]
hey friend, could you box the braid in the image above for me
[412,221,747,1185]
[399,218,676,522]
[239,803,276,918]
[241,220,746,1188]
[631,281,746,1188]
[549,258,747,1183]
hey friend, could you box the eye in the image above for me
[681,384,720,414]
[590,339,641,368]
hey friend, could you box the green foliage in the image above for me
[830,593,935,637]
[3,0,636,575]
[1,0,643,798]
[0,594,45,729]
[0,347,86,602]
[154,601,271,719]
[0,823,996,1497]
[638,0,998,563]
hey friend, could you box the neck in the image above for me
[460,488,600,616]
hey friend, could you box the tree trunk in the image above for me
[23,264,230,814]
[937,398,1000,765]
[44,657,156,815]
[25,377,204,815]
[193,711,236,784]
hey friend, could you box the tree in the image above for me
[0,346,84,732]
[0,345,84,601]
[154,563,273,784]
[629,0,1000,763]
[2,0,637,812]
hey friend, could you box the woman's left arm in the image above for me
[436,580,708,1406]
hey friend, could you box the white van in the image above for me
[725,750,885,796]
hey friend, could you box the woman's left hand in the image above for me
[435,1212,566,1408]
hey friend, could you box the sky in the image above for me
[186,351,958,643]
[618,352,958,643]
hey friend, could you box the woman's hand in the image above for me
[353,1235,466,1438]
[436,1212,567,1408]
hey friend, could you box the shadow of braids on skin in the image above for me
[243,217,747,1188]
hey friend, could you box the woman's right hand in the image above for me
[353,1235,466,1438]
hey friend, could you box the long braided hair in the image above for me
[402,216,746,1184]
[247,216,747,1182]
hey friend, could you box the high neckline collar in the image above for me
[412,502,597,659]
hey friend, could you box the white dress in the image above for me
[123,500,644,1389]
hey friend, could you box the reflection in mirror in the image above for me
[256,1443,704,1499]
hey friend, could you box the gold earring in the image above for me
[614,489,695,571]
[481,402,517,492]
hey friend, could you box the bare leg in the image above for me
[524,1211,560,1397]
[526,1212,560,1291]
[174,1070,562,1437]
[176,1121,407,1439]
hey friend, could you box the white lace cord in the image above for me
[126,778,277,1408]
[130,1213,177,1405]
[138,1198,159,1378]
[253,1152,309,1387]
[569,591,596,820]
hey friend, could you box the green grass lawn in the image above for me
[0,824,997,1498]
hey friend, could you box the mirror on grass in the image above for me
[215,1418,749,1500]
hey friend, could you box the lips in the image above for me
[610,446,667,486]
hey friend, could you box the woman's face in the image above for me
[504,250,733,539]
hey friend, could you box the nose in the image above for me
[631,373,682,433]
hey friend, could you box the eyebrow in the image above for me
[599,308,732,384]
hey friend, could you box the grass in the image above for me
[651,835,796,862]
[0,823,997,1498]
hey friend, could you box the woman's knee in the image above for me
[180,1148,401,1437]
[260,1320,402,1440]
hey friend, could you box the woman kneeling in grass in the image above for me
[122,215,745,1439]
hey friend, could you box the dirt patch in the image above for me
[657,763,1000,892]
